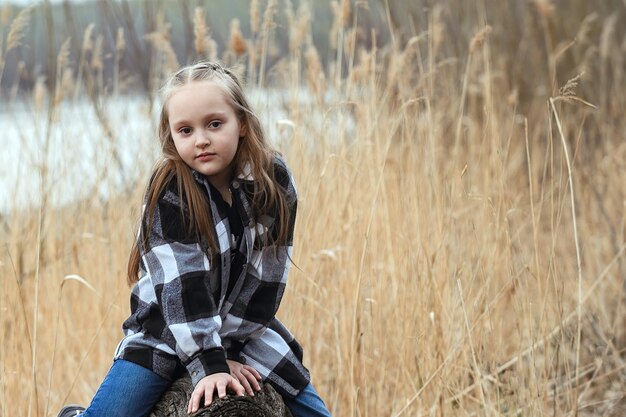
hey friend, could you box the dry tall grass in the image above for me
[1,1,626,417]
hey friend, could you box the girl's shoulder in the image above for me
[143,166,200,219]
[272,154,297,201]
[272,154,290,184]
[145,169,181,205]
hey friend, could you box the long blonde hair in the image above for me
[127,62,290,285]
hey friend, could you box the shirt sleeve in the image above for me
[140,179,230,386]
[220,157,298,346]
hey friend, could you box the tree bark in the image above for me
[149,375,293,417]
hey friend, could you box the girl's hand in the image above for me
[187,372,244,414]
[226,359,262,396]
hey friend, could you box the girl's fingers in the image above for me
[229,378,246,396]
[189,384,207,413]
[204,383,216,407]
[241,368,261,392]
[237,371,254,396]
[216,380,227,399]
[243,365,262,381]
[189,374,247,413]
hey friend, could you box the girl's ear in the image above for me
[239,122,247,138]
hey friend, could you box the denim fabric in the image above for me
[284,383,332,417]
[79,359,171,417]
[73,359,330,417]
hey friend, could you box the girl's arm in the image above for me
[220,158,298,349]
[140,178,230,387]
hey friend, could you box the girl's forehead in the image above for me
[165,80,239,123]
[172,79,225,94]
[167,80,231,107]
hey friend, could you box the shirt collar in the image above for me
[191,162,254,186]
[235,162,254,181]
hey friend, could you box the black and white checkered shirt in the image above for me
[114,156,310,397]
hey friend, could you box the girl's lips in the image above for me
[196,153,215,161]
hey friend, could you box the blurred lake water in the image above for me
[0,88,340,214]
[0,95,157,214]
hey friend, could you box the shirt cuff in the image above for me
[186,348,230,386]
[225,340,245,362]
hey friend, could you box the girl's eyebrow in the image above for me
[170,111,228,127]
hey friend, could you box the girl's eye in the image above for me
[208,121,222,129]
[179,127,192,135]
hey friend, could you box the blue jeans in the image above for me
[80,359,170,417]
[284,382,332,417]
[77,359,331,417]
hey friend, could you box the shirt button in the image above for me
[192,371,198,376]
[232,181,240,189]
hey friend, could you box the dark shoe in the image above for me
[57,405,85,417]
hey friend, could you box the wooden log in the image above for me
[149,375,293,417]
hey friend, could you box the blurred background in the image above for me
[1,1,625,416]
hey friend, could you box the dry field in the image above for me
[1,1,626,416]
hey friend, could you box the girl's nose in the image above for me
[195,131,211,147]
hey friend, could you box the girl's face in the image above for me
[168,80,245,190]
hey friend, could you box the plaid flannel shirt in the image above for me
[114,156,310,397]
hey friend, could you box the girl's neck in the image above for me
[208,177,233,206]
[217,185,232,206]
[207,171,234,206]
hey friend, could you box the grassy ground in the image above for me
[1,1,626,416]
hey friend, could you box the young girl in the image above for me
[57,62,331,417]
